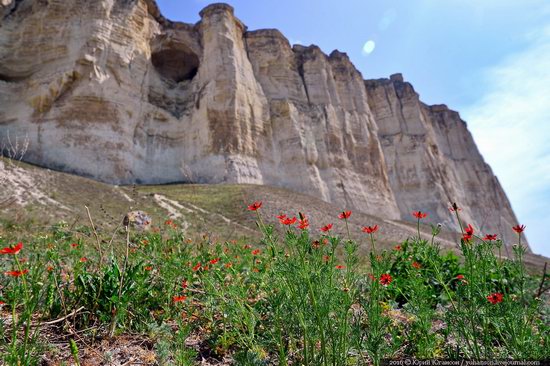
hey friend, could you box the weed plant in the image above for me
[0,203,548,365]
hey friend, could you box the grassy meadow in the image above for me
[0,198,548,365]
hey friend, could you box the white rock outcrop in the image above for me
[0,1,525,245]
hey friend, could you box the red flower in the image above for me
[456,274,465,280]
[462,224,475,241]
[251,249,261,256]
[276,214,287,222]
[484,234,498,241]
[320,224,333,232]
[192,262,201,271]
[144,266,153,271]
[0,300,5,305]
[338,211,352,219]
[512,224,526,233]
[0,242,23,255]
[379,273,392,286]
[182,280,188,289]
[47,266,54,272]
[487,292,504,304]
[71,243,78,249]
[323,255,330,263]
[335,265,345,270]
[5,269,28,277]
[297,218,309,230]
[362,225,379,234]
[394,245,402,251]
[368,273,376,281]
[79,257,88,262]
[173,295,187,303]
[281,217,297,225]
[412,211,428,219]
[412,261,422,269]
[247,201,262,211]
[209,258,220,265]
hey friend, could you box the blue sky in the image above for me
[157,0,550,257]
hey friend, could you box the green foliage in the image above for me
[0,208,548,364]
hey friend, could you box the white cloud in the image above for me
[362,40,376,55]
[378,8,397,31]
[463,25,550,256]
[288,38,303,46]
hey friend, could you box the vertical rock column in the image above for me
[197,4,270,183]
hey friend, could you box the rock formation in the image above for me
[0,1,525,246]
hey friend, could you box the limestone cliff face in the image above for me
[0,1,524,242]
[365,74,522,245]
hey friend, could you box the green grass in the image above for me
[0,203,548,365]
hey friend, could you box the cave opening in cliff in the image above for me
[151,47,199,83]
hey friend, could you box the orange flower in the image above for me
[487,292,503,304]
[297,217,309,230]
[412,211,428,219]
[512,224,526,233]
[464,224,474,236]
[247,201,262,211]
[224,262,233,268]
[362,225,379,234]
[281,217,297,225]
[0,242,23,255]
[338,211,352,219]
[5,269,28,277]
[320,224,333,232]
[79,257,88,263]
[173,295,187,303]
[144,266,153,271]
[277,214,287,224]
[394,245,402,251]
[379,273,392,286]
[449,203,461,212]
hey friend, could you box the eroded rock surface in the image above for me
[0,1,525,245]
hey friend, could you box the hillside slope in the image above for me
[1,158,546,270]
